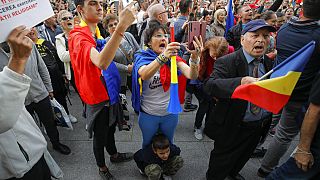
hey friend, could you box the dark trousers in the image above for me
[26,96,60,146]
[54,93,69,115]
[93,106,118,167]
[194,86,215,129]
[207,119,271,180]
[8,155,51,180]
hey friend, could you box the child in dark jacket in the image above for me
[134,134,184,180]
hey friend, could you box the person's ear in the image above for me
[240,35,244,46]
[76,5,84,16]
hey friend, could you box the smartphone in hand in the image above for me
[188,21,206,50]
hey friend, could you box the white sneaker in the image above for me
[194,128,203,140]
[138,169,145,176]
[68,114,78,123]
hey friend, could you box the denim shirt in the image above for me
[174,15,188,37]
[242,49,269,122]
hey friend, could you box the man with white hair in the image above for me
[139,3,168,48]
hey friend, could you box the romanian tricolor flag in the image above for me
[231,41,315,114]
[167,20,182,114]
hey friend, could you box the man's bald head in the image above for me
[148,4,168,24]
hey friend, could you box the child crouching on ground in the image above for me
[134,134,184,180]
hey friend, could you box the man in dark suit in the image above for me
[204,20,276,180]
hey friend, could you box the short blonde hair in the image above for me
[57,10,72,23]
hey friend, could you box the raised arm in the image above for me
[90,5,136,70]
[0,26,33,133]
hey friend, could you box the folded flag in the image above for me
[167,20,182,114]
[231,41,315,114]
[79,19,121,105]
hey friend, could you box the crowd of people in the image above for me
[0,0,319,180]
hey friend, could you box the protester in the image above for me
[204,19,276,180]
[210,9,226,37]
[193,37,229,140]
[56,10,74,83]
[267,73,320,179]
[140,3,169,48]
[258,0,320,177]
[275,11,285,30]
[134,133,184,180]
[137,0,149,43]
[260,10,277,59]
[27,27,77,123]
[174,0,199,113]
[103,13,140,129]
[202,10,214,40]
[55,10,81,103]
[0,26,61,180]
[132,20,203,148]
[69,0,136,179]
[226,5,253,50]
[1,34,71,157]
[36,16,63,46]
[284,7,294,21]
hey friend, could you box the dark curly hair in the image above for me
[144,20,168,48]
[74,0,84,7]
[102,14,118,30]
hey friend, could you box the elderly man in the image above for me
[204,19,276,180]
[139,3,168,48]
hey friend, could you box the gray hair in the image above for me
[148,4,164,20]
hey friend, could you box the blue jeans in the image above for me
[267,121,320,180]
[138,111,178,148]
[266,157,320,180]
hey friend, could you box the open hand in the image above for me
[118,1,137,30]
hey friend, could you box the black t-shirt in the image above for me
[309,73,320,105]
[275,18,320,102]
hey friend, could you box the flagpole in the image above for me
[258,69,273,81]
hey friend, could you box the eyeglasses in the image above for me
[153,34,170,39]
[61,16,73,21]
[108,22,118,28]
[159,10,169,15]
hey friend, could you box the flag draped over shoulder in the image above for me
[131,49,186,113]
[225,0,234,37]
[79,20,121,105]
[231,41,316,114]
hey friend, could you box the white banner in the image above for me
[0,0,54,43]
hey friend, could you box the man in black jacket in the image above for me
[204,20,276,180]
[226,5,252,50]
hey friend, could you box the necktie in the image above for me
[250,58,261,115]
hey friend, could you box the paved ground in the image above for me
[47,89,298,180]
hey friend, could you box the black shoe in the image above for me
[183,104,198,112]
[110,152,133,163]
[251,147,267,158]
[53,143,71,155]
[228,173,245,180]
[99,169,116,180]
[257,168,270,178]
